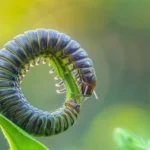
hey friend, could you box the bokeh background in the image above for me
[0,0,150,149]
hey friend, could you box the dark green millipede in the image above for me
[0,29,97,136]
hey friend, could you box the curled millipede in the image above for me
[0,29,97,136]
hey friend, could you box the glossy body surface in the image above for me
[0,29,96,136]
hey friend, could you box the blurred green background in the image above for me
[0,0,150,149]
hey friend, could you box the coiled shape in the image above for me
[0,29,96,136]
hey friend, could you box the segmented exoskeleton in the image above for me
[0,29,97,136]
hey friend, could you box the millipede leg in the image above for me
[56,88,66,94]
[55,80,64,87]
[77,81,81,87]
[19,75,23,83]
[36,58,41,65]
[81,97,89,103]
[54,76,59,80]
[49,68,55,74]
[48,63,51,67]
[26,64,30,72]
[42,58,47,64]
[22,70,27,77]
[30,60,36,67]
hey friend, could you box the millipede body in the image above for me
[0,29,97,136]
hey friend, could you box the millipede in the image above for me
[0,29,97,136]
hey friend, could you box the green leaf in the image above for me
[0,114,49,150]
[114,128,149,150]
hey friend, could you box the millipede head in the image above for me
[81,84,94,97]
[81,73,97,98]
[65,101,80,114]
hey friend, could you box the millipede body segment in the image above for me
[0,29,97,136]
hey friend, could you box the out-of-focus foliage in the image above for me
[0,0,150,150]
[114,128,149,150]
[81,105,150,150]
